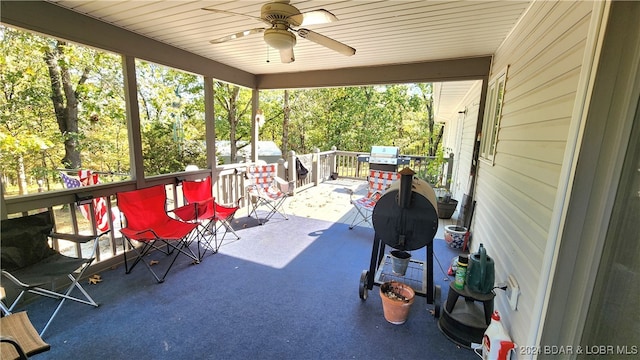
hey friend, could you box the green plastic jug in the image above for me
[466,243,495,294]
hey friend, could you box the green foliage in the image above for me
[136,60,206,174]
[2,25,443,196]
[261,83,441,156]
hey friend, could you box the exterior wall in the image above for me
[471,0,594,349]
[444,80,483,202]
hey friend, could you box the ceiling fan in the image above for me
[202,0,356,63]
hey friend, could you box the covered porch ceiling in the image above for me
[3,0,531,120]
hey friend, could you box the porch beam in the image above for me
[255,56,492,90]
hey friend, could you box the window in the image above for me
[480,67,508,163]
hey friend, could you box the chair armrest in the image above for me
[218,196,243,208]
[274,177,294,195]
[49,230,110,244]
[120,227,160,240]
[0,336,29,360]
[170,203,197,220]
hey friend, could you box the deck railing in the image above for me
[2,148,452,271]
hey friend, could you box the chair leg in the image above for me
[247,197,264,225]
[196,221,218,261]
[256,196,289,223]
[348,206,371,229]
[5,268,99,337]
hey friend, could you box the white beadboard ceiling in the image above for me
[45,0,531,120]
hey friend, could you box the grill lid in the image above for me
[372,168,439,251]
[370,146,399,164]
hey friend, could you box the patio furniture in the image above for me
[245,164,293,225]
[0,311,50,359]
[347,169,400,229]
[116,185,200,283]
[173,176,242,260]
[0,211,105,337]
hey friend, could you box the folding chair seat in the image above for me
[116,185,200,283]
[0,311,50,359]
[245,164,294,225]
[172,176,241,260]
[347,170,401,229]
[0,211,106,337]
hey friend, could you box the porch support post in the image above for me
[446,153,454,190]
[251,89,259,163]
[204,76,217,179]
[122,55,144,187]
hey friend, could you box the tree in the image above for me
[281,89,290,154]
[1,26,59,194]
[44,40,91,169]
[136,61,205,174]
[214,82,251,163]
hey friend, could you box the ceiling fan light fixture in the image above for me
[264,28,296,50]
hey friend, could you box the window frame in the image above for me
[480,66,508,164]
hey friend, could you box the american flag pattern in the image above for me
[60,171,113,232]
[353,170,401,211]
[246,164,286,200]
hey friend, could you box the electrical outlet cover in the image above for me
[507,275,519,310]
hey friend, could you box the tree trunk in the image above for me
[228,86,240,162]
[44,41,88,169]
[17,155,28,195]
[282,90,290,154]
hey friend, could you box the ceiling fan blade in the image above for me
[210,28,265,44]
[289,9,338,27]
[297,29,356,56]
[279,47,295,63]
[201,8,268,24]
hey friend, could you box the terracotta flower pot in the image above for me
[380,281,415,325]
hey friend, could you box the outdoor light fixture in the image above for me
[264,28,296,50]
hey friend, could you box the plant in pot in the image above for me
[436,189,458,219]
[380,281,415,325]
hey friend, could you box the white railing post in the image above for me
[287,151,296,181]
[329,146,337,179]
[312,148,320,185]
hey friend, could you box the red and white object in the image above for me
[482,311,516,360]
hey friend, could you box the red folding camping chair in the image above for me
[347,170,401,229]
[172,176,241,260]
[116,185,200,283]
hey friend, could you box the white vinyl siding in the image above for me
[446,81,483,201]
[471,0,593,350]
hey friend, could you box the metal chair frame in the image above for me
[117,185,200,283]
[1,211,106,337]
[245,164,293,225]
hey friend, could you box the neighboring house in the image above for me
[438,1,639,355]
[216,141,283,165]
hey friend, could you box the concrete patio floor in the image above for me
[280,177,458,236]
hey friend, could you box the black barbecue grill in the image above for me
[359,146,411,172]
[358,167,441,317]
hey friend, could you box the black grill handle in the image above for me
[398,167,415,209]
